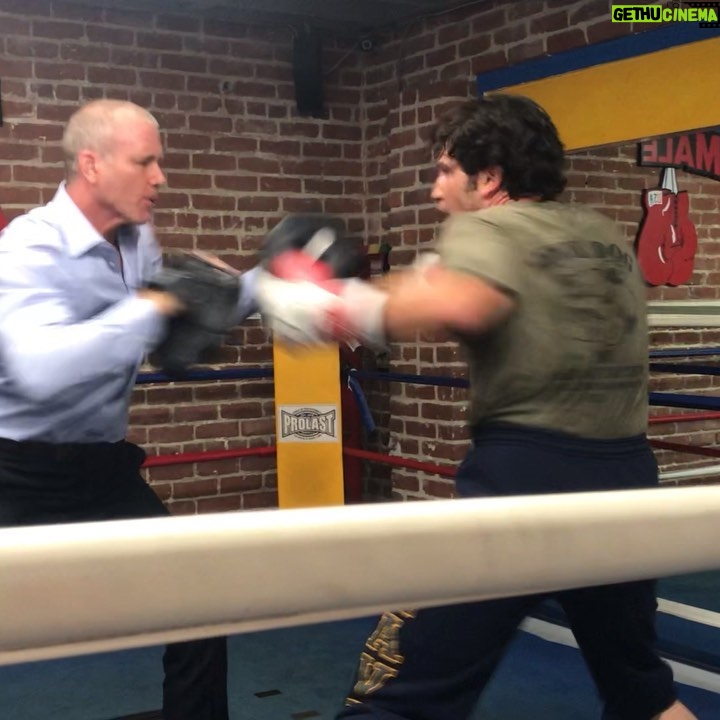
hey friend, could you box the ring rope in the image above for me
[2,486,720,666]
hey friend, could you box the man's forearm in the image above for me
[1,297,164,402]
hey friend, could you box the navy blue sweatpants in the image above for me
[336,424,677,720]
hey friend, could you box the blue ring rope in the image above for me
[650,348,720,359]
[347,375,376,433]
[650,364,720,375]
[649,393,720,411]
[347,368,469,388]
[135,368,720,412]
[136,367,272,384]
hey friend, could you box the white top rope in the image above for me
[648,301,720,328]
[1,486,720,666]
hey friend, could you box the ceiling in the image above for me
[91,0,486,36]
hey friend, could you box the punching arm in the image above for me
[257,256,516,350]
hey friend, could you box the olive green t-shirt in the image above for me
[436,201,648,439]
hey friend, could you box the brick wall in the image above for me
[1,0,718,509]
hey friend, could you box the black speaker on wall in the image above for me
[293,29,325,118]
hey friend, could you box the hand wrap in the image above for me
[256,257,387,350]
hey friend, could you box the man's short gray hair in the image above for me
[62,99,159,179]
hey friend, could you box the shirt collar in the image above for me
[52,183,139,257]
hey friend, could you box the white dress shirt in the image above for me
[0,184,257,443]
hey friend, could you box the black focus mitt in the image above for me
[260,214,365,278]
[146,251,241,376]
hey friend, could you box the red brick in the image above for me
[546,28,587,54]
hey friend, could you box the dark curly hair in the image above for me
[429,94,567,201]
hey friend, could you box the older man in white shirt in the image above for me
[0,99,257,720]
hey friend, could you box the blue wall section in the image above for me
[477,25,720,94]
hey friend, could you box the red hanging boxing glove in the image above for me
[636,188,674,286]
[0,207,8,232]
[667,189,697,286]
[636,168,698,288]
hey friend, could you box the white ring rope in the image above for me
[648,300,720,327]
[2,486,720,666]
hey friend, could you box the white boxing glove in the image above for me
[412,250,441,274]
[256,270,335,346]
[256,270,388,350]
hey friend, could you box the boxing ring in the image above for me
[3,362,720,720]
[4,303,720,686]
[2,485,720,668]
[6,358,720,667]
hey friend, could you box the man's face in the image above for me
[430,152,484,214]
[93,118,165,226]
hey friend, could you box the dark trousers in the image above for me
[337,425,677,720]
[0,438,229,720]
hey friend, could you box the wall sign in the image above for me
[638,128,720,180]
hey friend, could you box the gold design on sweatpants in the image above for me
[349,610,417,698]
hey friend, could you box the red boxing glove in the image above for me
[269,249,337,285]
[261,214,365,279]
